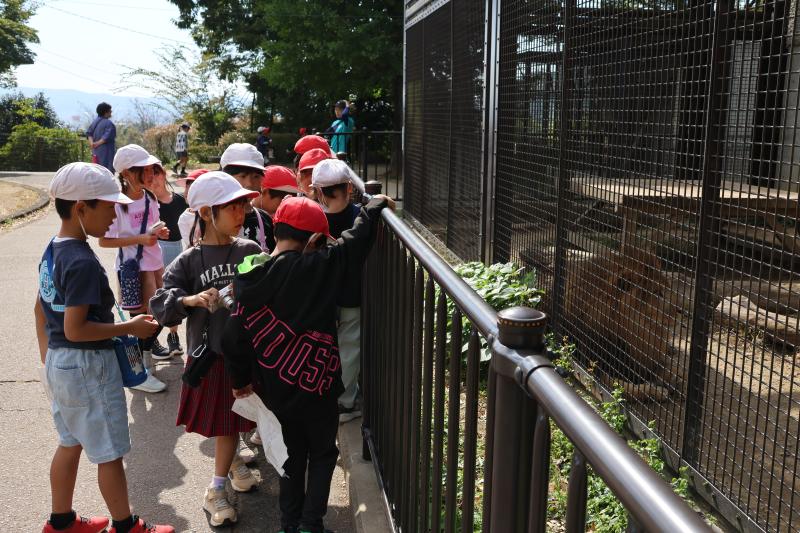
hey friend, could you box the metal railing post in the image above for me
[488,307,547,532]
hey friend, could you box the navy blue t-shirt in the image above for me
[38,238,116,349]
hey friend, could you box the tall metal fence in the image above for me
[362,208,711,532]
[403,0,800,531]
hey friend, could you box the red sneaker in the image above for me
[108,517,175,533]
[42,515,109,533]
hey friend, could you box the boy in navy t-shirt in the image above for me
[35,162,173,533]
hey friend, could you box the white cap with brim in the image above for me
[311,158,365,193]
[50,162,132,204]
[187,171,260,211]
[113,144,162,174]
[220,143,265,171]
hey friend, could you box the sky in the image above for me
[15,0,198,97]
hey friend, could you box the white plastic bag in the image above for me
[232,395,288,476]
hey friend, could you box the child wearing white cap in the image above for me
[35,162,174,533]
[149,171,261,527]
[311,158,368,423]
[98,144,171,393]
[219,143,275,252]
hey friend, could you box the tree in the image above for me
[118,45,243,144]
[168,0,403,130]
[0,0,39,87]
[0,92,61,139]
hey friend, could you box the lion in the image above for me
[561,248,684,402]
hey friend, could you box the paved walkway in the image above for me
[0,173,355,532]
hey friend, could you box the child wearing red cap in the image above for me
[223,194,395,533]
[296,148,332,199]
[292,135,333,171]
[254,166,300,217]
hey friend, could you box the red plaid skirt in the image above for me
[176,353,255,437]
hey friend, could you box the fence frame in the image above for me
[361,206,712,532]
[401,0,798,529]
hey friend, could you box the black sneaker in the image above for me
[167,332,184,356]
[338,404,361,424]
[151,339,173,360]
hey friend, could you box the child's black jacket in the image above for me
[222,197,387,416]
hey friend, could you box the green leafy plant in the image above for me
[445,262,543,362]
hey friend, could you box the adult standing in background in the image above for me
[86,102,116,173]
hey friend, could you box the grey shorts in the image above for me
[175,150,188,158]
[46,346,131,463]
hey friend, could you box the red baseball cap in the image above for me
[298,148,332,172]
[176,168,209,187]
[294,134,333,156]
[273,196,333,240]
[262,166,300,193]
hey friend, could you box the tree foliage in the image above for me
[0,92,61,139]
[168,0,403,130]
[0,0,39,87]
[118,46,243,144]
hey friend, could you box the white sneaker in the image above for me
[250,428,263,446]
[228,455,257,492]
[203,486,237,527]
[131,373,167,393]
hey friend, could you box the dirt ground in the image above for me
[0,180,41,221]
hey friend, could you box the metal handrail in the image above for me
[381,208,498,338]
[372,208,711,532]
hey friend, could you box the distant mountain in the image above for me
[0,87,172,128]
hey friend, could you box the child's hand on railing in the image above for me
[374,194,396,211]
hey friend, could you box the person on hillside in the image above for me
[223,193,395,533]
[98,145,170,394]
[150,172,262,527]
[255,126,272,163]
[311,159,368,423]
[220,143,274,252]
[143,165,187,358]
[35,162,174,533]
[85,102,116,173]
[172,122,190,177]
[327,100,355,155]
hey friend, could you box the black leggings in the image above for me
[277,400,339,533]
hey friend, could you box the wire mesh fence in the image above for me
[0,132,91,172]
[404,0,800,531]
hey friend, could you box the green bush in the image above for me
[0,122,88,171]
[142,124,179,164]
[270,132,300,163]
[189,142,221,165]
[217,129,256,149]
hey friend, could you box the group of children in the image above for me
[36,134,394,533]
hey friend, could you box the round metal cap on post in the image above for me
[497,306,547,351]
[365,180,383,195]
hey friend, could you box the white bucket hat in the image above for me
[187,171,259,211]
[113,144,161,174]
[50,162,132,204]
[220,143,265,171]
[311,158,365,193]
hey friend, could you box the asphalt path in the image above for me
[0,172,354,532]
